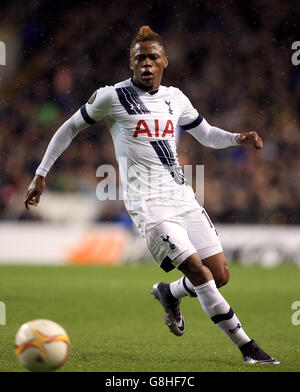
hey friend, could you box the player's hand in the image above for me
[236,131,263,150]
[24,175,46,210]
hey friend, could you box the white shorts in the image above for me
[128,197,223,272]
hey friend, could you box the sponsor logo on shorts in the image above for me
[161,235,176,250]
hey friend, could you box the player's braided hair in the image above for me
[130,25,164,50]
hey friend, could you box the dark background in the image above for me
[1,0,299,225]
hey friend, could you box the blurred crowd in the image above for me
[1,0,300,225]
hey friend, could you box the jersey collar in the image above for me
[131,77,159,95]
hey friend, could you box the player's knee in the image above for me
[215,268,230,288]
[179,254,210,286]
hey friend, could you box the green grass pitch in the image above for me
[0,263,299,372]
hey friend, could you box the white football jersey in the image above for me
[81,77,202,209]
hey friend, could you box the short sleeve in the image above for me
[80,86,113,124]
[177,91,203,130]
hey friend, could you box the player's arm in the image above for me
[24,114,86,210]
[24,87,113,210]
[178,91,263,150]
[184,117,263,150]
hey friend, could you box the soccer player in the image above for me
[25,26,279,364]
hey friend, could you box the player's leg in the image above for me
[202,252,230,288]
[151,253,213,336]
[169,252,229,300]
[149,220,207,336]
[149,215,229,336]
[178,253,279,364]
[178,253,251,344]
[168,206,228,299]
[152,249,247,345]
[152,206,279,364]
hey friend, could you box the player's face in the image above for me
[130,41,168,91]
